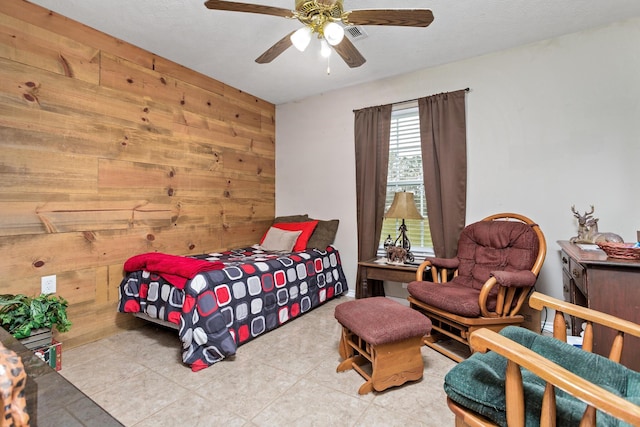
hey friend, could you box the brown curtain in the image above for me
[354,104,392,296]
[418,90,467,258]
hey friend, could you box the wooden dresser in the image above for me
[558,240,640,371]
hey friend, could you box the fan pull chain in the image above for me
[326,56,331,75]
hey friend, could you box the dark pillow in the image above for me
[307,219,339,249]
[273,214,309,224]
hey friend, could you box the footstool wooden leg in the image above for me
[338,327,351,360]
[337,354,368,372]
[371,336,425,392]
[358,380,374,395]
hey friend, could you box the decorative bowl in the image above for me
[596,242,640,260]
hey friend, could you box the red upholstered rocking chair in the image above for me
[407,213,546,362]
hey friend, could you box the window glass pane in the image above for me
[379,104,433,258]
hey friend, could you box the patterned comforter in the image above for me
[118,245,348,371]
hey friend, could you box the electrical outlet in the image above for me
[41,275,56,294]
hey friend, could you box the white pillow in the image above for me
[260,227,302,252]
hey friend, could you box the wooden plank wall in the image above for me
[0,0,276,349]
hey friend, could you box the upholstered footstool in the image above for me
[334,297,432,394]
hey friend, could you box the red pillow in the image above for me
[262,220,319,251]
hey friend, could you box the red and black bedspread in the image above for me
[118,245,348,371]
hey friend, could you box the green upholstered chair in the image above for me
[444,292,640,427]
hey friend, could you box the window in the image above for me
[379,103,433,259]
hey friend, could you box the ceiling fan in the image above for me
[204,0,434,68]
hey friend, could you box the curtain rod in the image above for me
[395,87,470,106]
[354,88,470,113]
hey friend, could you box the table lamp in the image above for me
[384,191,423,261]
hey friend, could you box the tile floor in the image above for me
[60,296,457,426]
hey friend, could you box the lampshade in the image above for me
[320,39,332,58]
[291,26,312,52]
[385,192,423,220]
[323,21,344,46]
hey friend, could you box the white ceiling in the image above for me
[27,0,640,105]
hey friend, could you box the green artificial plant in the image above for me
[0,293,72,339]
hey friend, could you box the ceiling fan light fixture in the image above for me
[204,0,433,69]
[320,38,332,58]
[323,21,344,46]
[291,26,312,51]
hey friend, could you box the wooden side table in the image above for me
[356,258,424,299]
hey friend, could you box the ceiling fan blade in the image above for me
[255,32,295,64]
[333,37,366,68]
[204,0,293,18]
[346,9,434,27]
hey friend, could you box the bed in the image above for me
[117,216,348,371]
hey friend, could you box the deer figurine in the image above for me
[569,205,594,244]
[569,205,623,244]
[386,245,408,263]
[585,217,623,244]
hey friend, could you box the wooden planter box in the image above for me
[18,328,52,351]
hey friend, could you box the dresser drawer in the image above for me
[560,251,571,274]
[569,257,587,295]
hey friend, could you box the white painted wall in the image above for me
[275,17,640,302]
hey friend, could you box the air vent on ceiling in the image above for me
[345,25,368,41]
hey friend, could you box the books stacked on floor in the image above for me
[33,340,62,371]
[19,329,62,371]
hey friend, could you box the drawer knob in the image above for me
[572,268,581,279]
[561,256,568,264]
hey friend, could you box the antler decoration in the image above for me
[571,205,594,226]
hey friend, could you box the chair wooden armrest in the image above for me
[415,258,459,283]
[415,259,433,281]
[478,270,536,317]
[529,292,640,359]
[477,277,511,318]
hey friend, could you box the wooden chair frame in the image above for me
[448,292,640,427]
[408,213,547,362]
